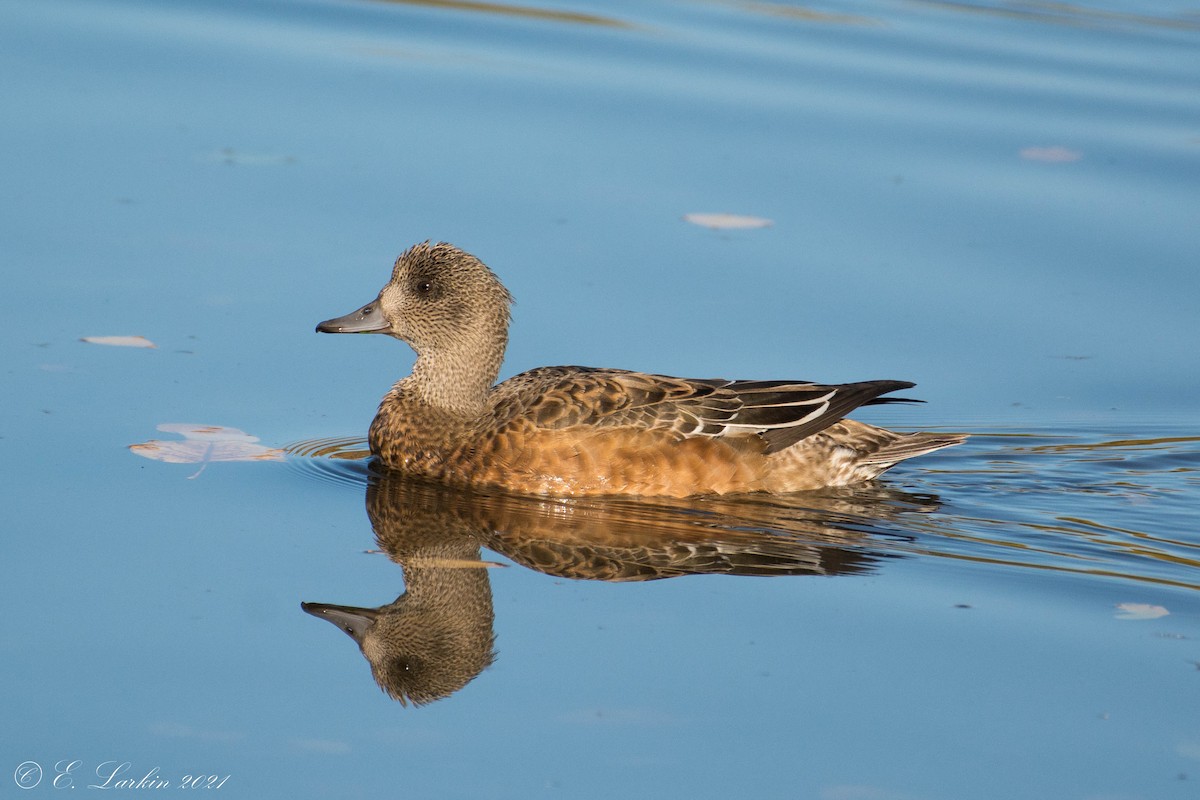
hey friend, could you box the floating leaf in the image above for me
[81,335,156,348]
[683,213,773,230]
[129,423,284,478]
[1115,602,1169,620]
[1019,146,1083,163]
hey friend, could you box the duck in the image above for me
[316,242,964,497]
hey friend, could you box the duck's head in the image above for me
[301,598,496,707]
[316,242,513,361]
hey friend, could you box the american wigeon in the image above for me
[316,242,964,497]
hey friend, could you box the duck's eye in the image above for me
[415,280,432,295]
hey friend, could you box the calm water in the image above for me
[3,0,1199,797]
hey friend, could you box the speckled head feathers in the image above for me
[378,242,513,358]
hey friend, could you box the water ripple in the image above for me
[907,426,1200,590]
[282,436,372,489]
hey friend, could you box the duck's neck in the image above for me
[404,331,506,418]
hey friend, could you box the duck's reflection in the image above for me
[302,482,497,706]
[303,469,939,705]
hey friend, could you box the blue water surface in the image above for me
[3,0,1199,798]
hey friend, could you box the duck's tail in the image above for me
[858,430,967,469]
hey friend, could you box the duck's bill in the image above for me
[315,299,390,334]
[301,601,380,643]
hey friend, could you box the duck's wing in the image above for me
[486,529,845,581]
[494,367,918,454]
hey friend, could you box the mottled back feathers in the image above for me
[489,366,919,454]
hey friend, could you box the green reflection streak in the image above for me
[911,0,1200,32]
[366,0,632,28]
[910,546,1200,592]
[732,1,880,26]
[1056,514,1200,552]
[1023,435,1200,453]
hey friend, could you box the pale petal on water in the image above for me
[1019,146,1083,162]
[1114,602,1169,620]
[81,335,157,348]
[683,212,774,229]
